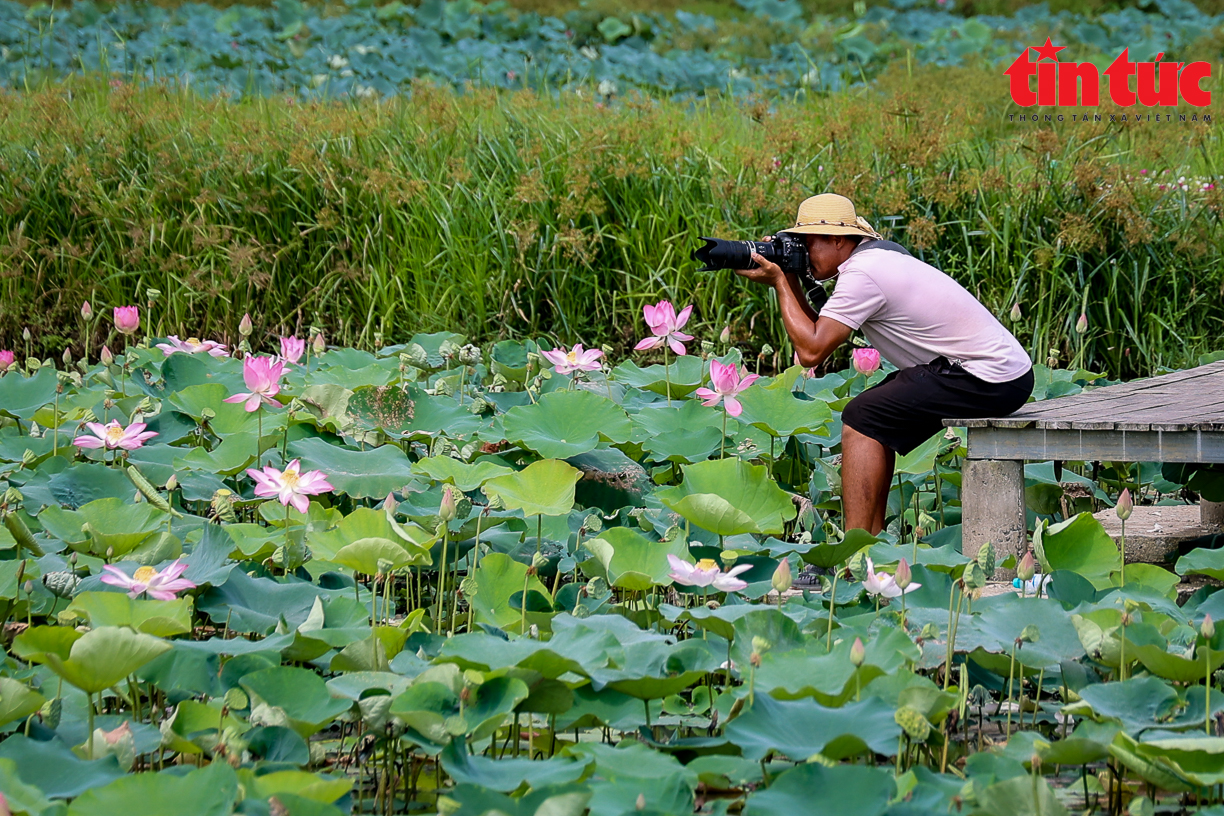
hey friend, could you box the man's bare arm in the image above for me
[774,274,852,367]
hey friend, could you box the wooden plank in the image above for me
[965,427,1224,463]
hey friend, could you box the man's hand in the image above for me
[734,237,783,285]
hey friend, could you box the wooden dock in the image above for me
[945,360,1224,573]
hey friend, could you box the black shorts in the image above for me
[841,357,1034,455]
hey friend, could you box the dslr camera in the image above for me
[692,234,828,310]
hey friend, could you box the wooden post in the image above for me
[1204,500,1224,530]
[961,458,1026,579]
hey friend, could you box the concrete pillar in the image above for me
[1204,500,1224,530]
[961,458,1026,579]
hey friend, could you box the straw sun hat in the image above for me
[779,194,882,240]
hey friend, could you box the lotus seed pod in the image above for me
[1115,488,1133,521]
[720,551,738,569]
[145,288,161,305]
[4,487,22,506]
[583,513,604,534]
[772,559,793,594]
[1017,550,1036,582]
[894,706,931,742]
[239,313,253,337]
[1204,614,1216,640]
[849,637,865,667]
[700,340,714,356]
[100,346,114,366]
[894,558,912,590]
[41,697,62,729]
[458,344,483,365]
[751,636,772,656]
[43,571,80,599]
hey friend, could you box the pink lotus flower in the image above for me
[634,300,694,356]
[695,359,759,417]
[246,459,334,513]
[156,336,229,358]
[73,420,157,451]
[113,306,140,335]
[279,336,306,365]
[862,557,920,599]
[540,343,604,375]
[666,554,751,592]
[0,350,13,373]
[852,347,881,376]
[224,356,284,412]
[100,560,196,600]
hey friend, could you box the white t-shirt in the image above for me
[819,245,1031,384]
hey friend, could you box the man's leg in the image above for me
[842,425,895,535]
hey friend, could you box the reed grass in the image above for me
[0,63,1220,377]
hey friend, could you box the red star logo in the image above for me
[1030,37,1066,61]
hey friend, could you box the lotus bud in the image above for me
[105,546,114,560]
[22,327,30,342]
[719,325,731,344]
[894,558,912,590]
[100,346,114,366]
[62,348,72,366]
[772,559,793,594]
[239,313,253,337]
[636,793,647,811]
[22,580,33,595]
[1017,550,1036,582]
[850,637,865,667]
[1115,488,1133,521]
[438,486,458,522]
[1075,313,1088,334]
[1009,303,1021,321]
[69,552,78,565]
[1204,614,1216,640]
[165,474,178,491]
[313,332,327,355]
[81,301,93,320]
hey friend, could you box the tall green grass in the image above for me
[0,65,1220,377]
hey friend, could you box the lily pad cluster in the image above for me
[0,325,1223,815]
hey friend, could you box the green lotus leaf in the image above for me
[166,383,265,437]
[1178,547,1224,581]
[287,436,418,499]
[802,527,878,569]
[440,741,591,792]
[744,763,894,816]
[735,368,832,438]
[657,458,796,536]
[331,537,427,575]
[726,695,902,761]
[1108,730,1196,793]
[347,384,417,434]
[39,497,168,557]
[468,553,552,629]
[412,456,514,492]
[12,624,83,663]
[482,459,582,517]
[612,356,706,398]
[44,463,133,510]
[66,753,238,816]
[754,628,917,705]
[1112,563,1179,599]
[1130,736,1224,787]
[0,368,58,421]
[160,699,247,756]
[0,677,45,727]
[630,400,725,464]
[240,666,354,739]
[1035,720,1119,766]
[1034,512,1120,590]
[310,506,434,565]
[588,771,695,816]
[972,774,1071,816]
[955,596,1086,671]
[434,633,587,679]
[601,639,722,700]
[658,602,811,642]
[0,757,54,816]
[582,527,690,591]
[196,569,349,635]
[1075,676,1180,733]
[0,734,124,800]
[62,592,194,637]
[1124,622,1224,683]
[237,768,352,804]
[40,626,172,694]
[490,339,531,383]
[502,391,632,459]
[172,432,258,476]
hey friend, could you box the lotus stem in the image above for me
[437,525,450,630]
[663,346,672,406]
[826,567,839,652]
